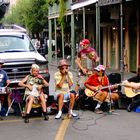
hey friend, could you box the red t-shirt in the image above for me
[78,47,98,61]
[85,73,109,87]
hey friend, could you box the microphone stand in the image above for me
[105,72,120,115]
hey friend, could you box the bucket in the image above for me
[135,106,140,113]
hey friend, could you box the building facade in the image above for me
[0,0,10,20]
[48,0,139,73]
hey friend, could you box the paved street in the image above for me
[0,109,140,140]
[0,64,139,140]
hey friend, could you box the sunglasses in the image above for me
[97,70,105,73]
[60,67,68,70]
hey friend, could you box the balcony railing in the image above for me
[0,0,10,3]
[72,0,87,4]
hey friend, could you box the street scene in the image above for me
[0,65,139,140]
[0,0,140,140]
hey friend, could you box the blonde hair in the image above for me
[31,64,40,70]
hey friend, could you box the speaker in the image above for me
[108,73,121,84]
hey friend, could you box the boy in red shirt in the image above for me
[84,65,119,113]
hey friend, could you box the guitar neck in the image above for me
[99,83,121,90]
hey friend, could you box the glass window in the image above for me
[0,35,35,52]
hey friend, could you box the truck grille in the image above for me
[3,62,34,82]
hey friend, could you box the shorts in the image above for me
[24,94,39,104]
[54,92,70,101]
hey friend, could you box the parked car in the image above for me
[0,25,50,91]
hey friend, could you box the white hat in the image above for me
[94,65,105,71]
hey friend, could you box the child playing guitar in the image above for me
[84,65,120,114]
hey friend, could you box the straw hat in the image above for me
[58,59,70,68]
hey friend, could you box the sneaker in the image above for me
[71,112,78,117]
[55,111,62,119]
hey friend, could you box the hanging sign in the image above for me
[98,0,121,6]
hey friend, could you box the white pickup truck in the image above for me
[0,25,49,89]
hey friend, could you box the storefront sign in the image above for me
[98,0,121,6]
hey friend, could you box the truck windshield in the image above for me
[0,35,35,53]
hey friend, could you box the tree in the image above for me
[3,0,48,35]
[24,0,48,34]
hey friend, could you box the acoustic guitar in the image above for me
[124,87,140,98]
[24,75,43,97]
[85,83,122,97]
[25,84,40,97]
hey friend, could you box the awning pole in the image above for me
[83,7,85,39]
[54,18,57,63]
[120,0,124,80]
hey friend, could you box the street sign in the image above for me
[98,0,121,6]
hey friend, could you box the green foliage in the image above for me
[3,0,48,34]
[24,0,48,34]
[48,0,54,6]
[47,0,59,6]
[54,0,59,4]
[59,0,66,28]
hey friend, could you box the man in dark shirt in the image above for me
[0,59,13,112]
[0,60,10,87]
[123,67,140,112]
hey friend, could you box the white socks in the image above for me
[69,110,78,117]
[55,110,78,119]
[95,103,101,109]
[55,111,62,119]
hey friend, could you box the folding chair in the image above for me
[22,92,48,118]
[5,89,22,116]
